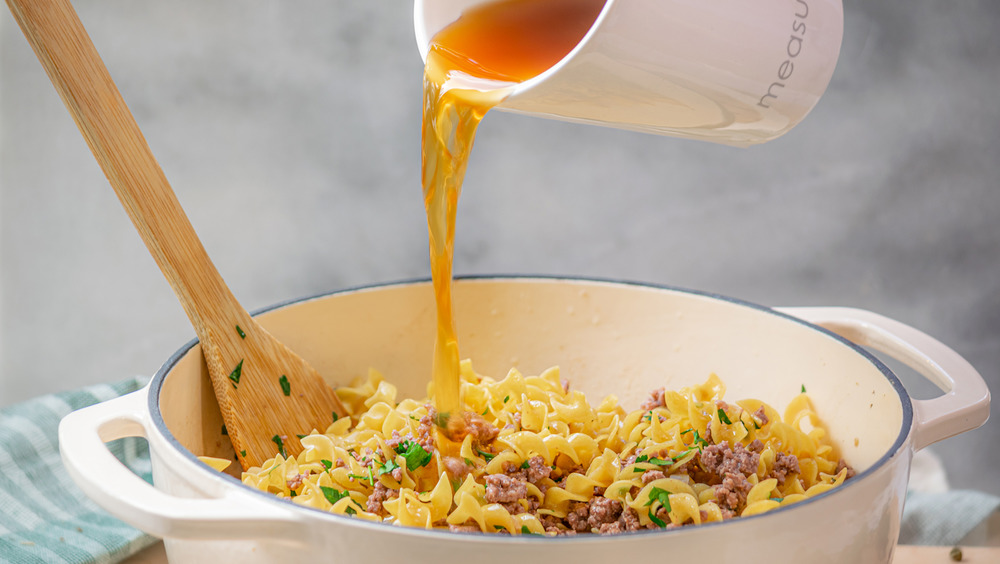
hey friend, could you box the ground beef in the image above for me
[415,406,437,451]
[586,497,623,529]
[484,473,528,504]
[565,501,591,533]
[836,458,857,480]
[286,473,305,490]
[753,406,769,427]
[640,387,665,411]
[599,506,646,534]
[715,473,753,512]
[443,456,470,479]
[384,429,405,450]
[463,412,500,446]
[641,469,667,484]
[366,481,398,514]
[525,456,551,483]
[700,441,760,513]
[770,452,800,484]
[700,441,760,477]
[747,439,764,453]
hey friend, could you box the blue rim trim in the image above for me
[147,275,913,540]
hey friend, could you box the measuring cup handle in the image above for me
[776,306,990,451]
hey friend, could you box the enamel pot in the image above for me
[59,277,990,563]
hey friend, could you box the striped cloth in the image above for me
[0,377,155,563]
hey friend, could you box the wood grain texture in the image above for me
[5,0,347,469]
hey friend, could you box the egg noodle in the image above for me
[206,362,856,535]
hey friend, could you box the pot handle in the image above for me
[59,385,304,540]
[776,307,990,451]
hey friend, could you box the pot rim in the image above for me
[146,275,913,541]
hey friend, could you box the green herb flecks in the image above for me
[321,459,334,471]
[435,411,451,429]
[279,375,291,396]
[236,325,246,339]
[503,395,510,403]
[681,428,709,447]
[320,485,351,506]
[645,486,673,527]
[801,384,807,393]
[228,359,244,388]
[520,460,530,470]
[239,449,247,458]
[717,408,733,425]
[272,434,287,458]
[634,454,672,468]
[332,411,339,423]
[521,525,541,536]
[477,449,496,462]
[395,441,433,471]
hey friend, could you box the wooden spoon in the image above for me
[6,0,348,470]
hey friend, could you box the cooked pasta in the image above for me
[234,361,855,535]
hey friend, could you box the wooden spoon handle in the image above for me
[8,0,348,468]
[5,0,240,334]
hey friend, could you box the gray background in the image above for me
[1,1,997,495]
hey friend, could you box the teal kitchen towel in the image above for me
[0,377,155,563]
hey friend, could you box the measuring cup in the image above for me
[414,0,844,147]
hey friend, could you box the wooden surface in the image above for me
[5,0,347,469]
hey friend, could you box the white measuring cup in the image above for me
[414,0,844,147]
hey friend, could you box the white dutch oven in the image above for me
[60,278,989,563]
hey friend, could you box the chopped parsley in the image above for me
[435,412,450,428]
[346,506,357,516]
[503,395,510,403]
[271,435,287,458]
[717,408,733,425]
[482,407,489,416]
[320,485,351,505]
[801,384,807,393]
[279,375,291,396]
[671,447,699,461]
[296,434,308,439]
[289,490,298,497]
[520,460,530,469]
[477,449,496,462]
[394,441,433,471]
[320,459,333,471]
[521,525,541,536]
[680,428,709,447]
[228,359,244,388]
[239,449,246,458]
[645,487,673,527]
[634,454,672,467]
[348,468,376,486]
[332,411,339,423]
[375,458,401,477]
[235,325,246,339]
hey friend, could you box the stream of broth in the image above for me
[421,0,605,439]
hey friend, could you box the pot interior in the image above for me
[154,278,908,481]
